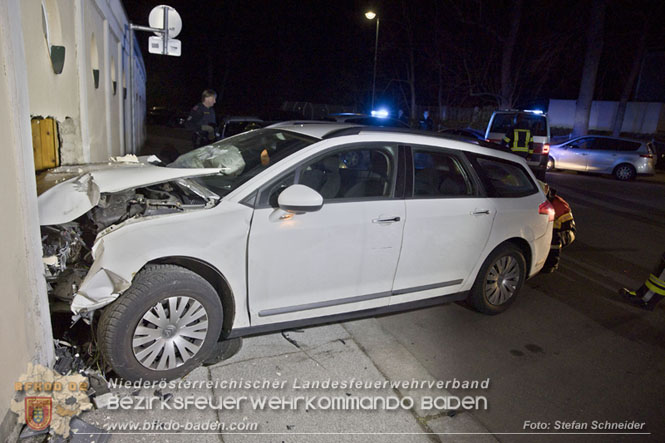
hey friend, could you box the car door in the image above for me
[557,137,592,171]
[247,143,405,325]
[584,137,616,172]
[391,146,495,305]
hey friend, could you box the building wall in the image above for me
[20,0,145,164]
[0,0,55,437]
[1,0,145,437]
[548,99,665,134]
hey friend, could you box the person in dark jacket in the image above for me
[419,110,433,131]
[186,89,217,142]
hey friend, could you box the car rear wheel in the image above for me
[467,244,526,315]
[547,157,556,171]
[613,163,636,181]
[97,264,223,381]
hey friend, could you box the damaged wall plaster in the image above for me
[59,116,84,165]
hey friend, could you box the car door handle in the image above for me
[372,216,401,223]
[472,209,491,215]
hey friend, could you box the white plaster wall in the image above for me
[20,0,143,163]
[81,0,109,162]
[548,99,664,134]
[0,0,55,433]
[21,0,84,164]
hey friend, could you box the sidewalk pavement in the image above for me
[80,319,496,442]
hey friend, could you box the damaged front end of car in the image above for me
[39,164,223,322]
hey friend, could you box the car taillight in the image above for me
[640,154,653,158]
[539,200,555,222]
[542,144,550,154]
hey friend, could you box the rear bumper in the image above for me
[635,160,656,175]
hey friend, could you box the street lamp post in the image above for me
[365,11,380,110]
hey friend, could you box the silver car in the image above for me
[548,136,656,180]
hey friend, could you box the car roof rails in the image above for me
[322,126,429,139]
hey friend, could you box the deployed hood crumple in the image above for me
[38,164,222,226]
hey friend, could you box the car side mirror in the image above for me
[278,184,323,213]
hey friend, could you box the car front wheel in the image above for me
[97,264,223,381]
[467,244,526,315]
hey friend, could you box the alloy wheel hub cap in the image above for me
[132,296,209,371]
[485,256,520,306]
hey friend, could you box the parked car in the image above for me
[439,127,485,140]
[38,122,554,380]
[548,135,656,180]
[485,110,550,180]
[439,128,510,153]
[219,116,264,139]
[147,106,188,127]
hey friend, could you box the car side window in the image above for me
[298,146,396,200]
[573,137,593,149]
[586,138,610,150]
[473,156,538,198]
[616,140,641,151]
[412,150,474,197]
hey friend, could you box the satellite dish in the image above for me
[148,5,182,38]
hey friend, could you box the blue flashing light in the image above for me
[525,109,543,114]
[371,109,389,118]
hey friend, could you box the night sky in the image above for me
[124,0,665,117]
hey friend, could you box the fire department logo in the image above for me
[25,397,52,431]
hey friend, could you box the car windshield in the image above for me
[169,128,318,196]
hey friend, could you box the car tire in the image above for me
[547,157,556,171]
[467,244,526,315]
[97,264,223,381]
[613,163,636,181]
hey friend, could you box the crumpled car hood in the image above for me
[38,164,222,225]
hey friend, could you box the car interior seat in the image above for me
[438,158,469,196]
[300,156,341,199]
[343,152,389,198]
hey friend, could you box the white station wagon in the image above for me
[39,122,554,380]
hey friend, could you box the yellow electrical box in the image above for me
[31,117,59,171]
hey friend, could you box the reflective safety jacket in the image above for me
[502,124,534,155]
[551,194,575,246]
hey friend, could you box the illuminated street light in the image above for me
[365,11,380,110]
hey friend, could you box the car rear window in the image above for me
[490,113,548,136]
[471,155,538,198]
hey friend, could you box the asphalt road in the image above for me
[379,170,665,442]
